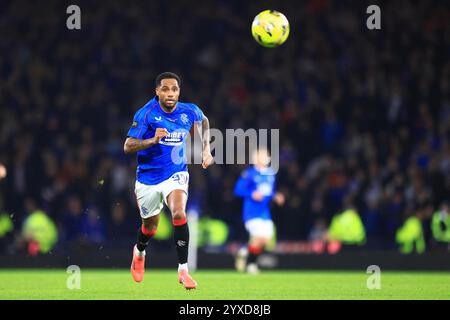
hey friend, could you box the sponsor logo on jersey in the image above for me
[257,183,273,196]
[159,130,188,146]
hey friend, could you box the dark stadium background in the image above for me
[0,0,449,268]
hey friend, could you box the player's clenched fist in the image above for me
[152,128,170,143]
[251,191,264,202]
[202,149,213,169]
[273,192,285,206]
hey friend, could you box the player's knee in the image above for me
[248,244,263,255]
[172,209,187,225]
[250,237,267,248]
[142,220,158,231]
[141,224,157,237]
[144,223,157,232]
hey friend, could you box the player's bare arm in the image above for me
[200,116,213,169]
[123,128,169,154]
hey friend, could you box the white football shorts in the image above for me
[134,171,189,219]
[245,218,274,239]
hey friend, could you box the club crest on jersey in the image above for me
[257,183,273,196]
[180,113,189,124]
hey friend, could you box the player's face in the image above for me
[253,149,271,168]
[156,78,180,111]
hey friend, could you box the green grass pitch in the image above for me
[0,269,449,300]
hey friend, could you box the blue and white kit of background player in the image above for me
[127,96,204,218]
[234,166,277,238]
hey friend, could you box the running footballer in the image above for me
[124,72,213,289]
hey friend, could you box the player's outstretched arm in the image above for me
[124,128,169,154]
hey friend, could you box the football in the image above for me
[251,10,290,48]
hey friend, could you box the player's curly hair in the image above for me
[155,72,181,87]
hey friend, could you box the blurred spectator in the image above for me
[396,203,432,254]
[0,0,448,252]
[308,218,328,254]
[60,196,84,244]
[20,199,58,256]
[198,217,229,250]
[327,198,366,252]
[431,202,450,250]
[107,202,137,247]
[0,212,13,253]
[80,207,106,246]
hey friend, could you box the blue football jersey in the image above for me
[127,97,204,185]
[234,166,277,222]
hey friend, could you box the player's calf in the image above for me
[172,215,197,289]
[247,244,263,266]
[173,215,189,269]
[137,224,157,252]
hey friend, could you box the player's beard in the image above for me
[161,99,177,111]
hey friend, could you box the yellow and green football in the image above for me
[251,10,290,48]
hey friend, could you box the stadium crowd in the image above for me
[0,0,449,254]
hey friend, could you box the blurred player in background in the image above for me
[234,148,285,274]
[124,72,213,289]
